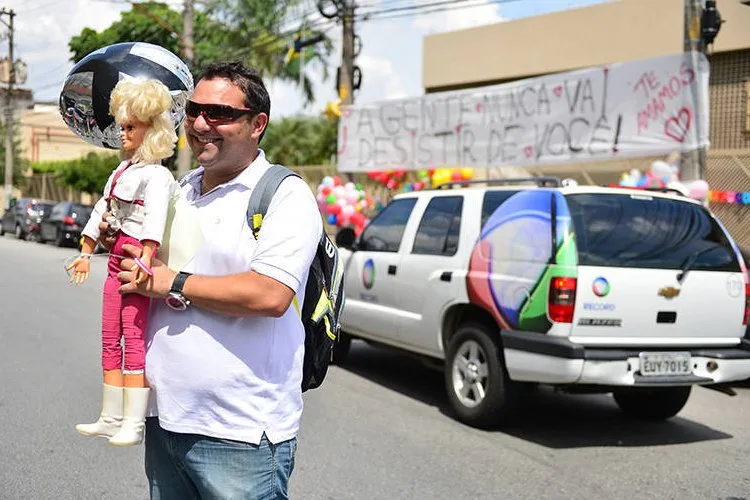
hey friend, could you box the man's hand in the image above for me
[117,243,176,299]
[97,211,117,250]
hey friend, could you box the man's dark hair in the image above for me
[198,61,271,142]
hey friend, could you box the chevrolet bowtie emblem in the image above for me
[658,286,681,299]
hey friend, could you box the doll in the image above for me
[66,78,178,447]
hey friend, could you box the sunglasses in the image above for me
[185,100,256,124]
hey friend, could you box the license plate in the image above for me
[639,352,692,377]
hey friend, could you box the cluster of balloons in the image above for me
[316,176,373,234]
[366,167,475,191]
[430,167,474,188]
[366,169,407,190]
[617,160,709,200]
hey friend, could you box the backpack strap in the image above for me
[246,164,301,241]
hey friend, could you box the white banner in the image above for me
[336,52,709,172]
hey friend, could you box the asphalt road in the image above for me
[1,234,749,500]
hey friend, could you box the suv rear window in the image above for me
[566,193,740,272]
[481,190,519,227]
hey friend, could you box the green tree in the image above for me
[68,1,332,103]
[0,123,28,187]
[262,115,338,166]
[31,152,120,195]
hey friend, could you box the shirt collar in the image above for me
[183,149,271,198]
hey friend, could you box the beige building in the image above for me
[423,0,750,245]
[20,102,100,163]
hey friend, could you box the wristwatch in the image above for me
[165,271,192,311]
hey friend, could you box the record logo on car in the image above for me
[362,258,375,290]
[592,277,610,297]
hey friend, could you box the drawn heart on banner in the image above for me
[552,85,563,98]
[523,146,533,158]
[664,107,692,143]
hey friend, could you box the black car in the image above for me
[0,197,56,240]
[39,201,93,248]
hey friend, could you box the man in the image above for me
[112,61,322,499]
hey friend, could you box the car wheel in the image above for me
[444,322,521,428]
[0,221,4,236]
[55,230,65,247]
[332,331,352,365]
[613,386,691,421]
[15,224,25,240]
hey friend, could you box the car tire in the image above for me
[55,230,65,247]
[0,221,4,236]
[444,322,521,429]
[15,224,25,240]
[332,331,352,365]
[613,386,691,421]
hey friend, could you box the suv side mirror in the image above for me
[335,227,357,250]
[8,198,16,209]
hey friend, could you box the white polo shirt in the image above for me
[144,150,322,445]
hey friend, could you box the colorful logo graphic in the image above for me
[592,277,610,297]
[362,258,375,290]
[466,190,577,333]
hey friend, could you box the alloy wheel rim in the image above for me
[451,339,489,408]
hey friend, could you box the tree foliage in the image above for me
[262,116,338,166]
[30,152,119,195]
[68,1,331,103]
[0,123,28,186]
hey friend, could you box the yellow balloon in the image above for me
[460,167,474,180]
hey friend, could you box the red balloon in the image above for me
[394,169,406,180]
[378,173,390,184]
[386,179,398,189]
[321,185,332,195]
[333,176,342,187]
[326,203,341,215]
[367,171,380,179]
[451,170,462,181]
[350,212,365,227]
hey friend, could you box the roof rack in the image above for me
[435,177,562,189]
[607,184,687,197]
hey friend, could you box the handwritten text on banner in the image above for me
[336,52,709,172]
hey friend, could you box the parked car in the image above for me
[0,197,56,240]
[334,177,750,428]
[39,201,93,248]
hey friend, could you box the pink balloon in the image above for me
[687,179,709,199]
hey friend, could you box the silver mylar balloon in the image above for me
[59,42,194,149]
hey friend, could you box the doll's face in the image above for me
[119,118,149,152]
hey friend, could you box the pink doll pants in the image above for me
[101,232,150,372]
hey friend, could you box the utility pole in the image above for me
[340,0,355,106]
[682,0,707,182]
[1,8,14,208]
[177,0,194,176]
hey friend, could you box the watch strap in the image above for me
[170,271,192,295]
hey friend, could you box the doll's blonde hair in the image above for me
[109,78,178,163]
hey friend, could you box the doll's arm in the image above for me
[65,236,97,285]
[133,240,158,284]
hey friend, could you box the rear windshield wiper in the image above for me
[676,247,719,283]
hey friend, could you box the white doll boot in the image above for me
[108,387,150,446]
[75,384,123,438]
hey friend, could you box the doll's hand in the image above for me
[66,256,91,285]
[133,254,152,285]
[117,244,175,299]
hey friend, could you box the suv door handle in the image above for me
[388,265,397,275]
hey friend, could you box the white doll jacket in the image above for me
[82,160,177,245]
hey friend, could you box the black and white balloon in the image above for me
[59,42,193,149]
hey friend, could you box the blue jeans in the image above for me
[144,417,297,500]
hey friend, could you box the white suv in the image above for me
[334,178,750,428]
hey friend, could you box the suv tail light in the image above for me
[549,277,577,323]
[743,283,750,326]
[63,216,77,227]
[25,202,33,216]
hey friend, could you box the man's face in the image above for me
[186,77,267,171]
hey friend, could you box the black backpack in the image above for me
[247,165,346,392]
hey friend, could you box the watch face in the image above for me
[165,293,188,311]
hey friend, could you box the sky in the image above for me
[7,0,611,118]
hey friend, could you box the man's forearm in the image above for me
[181,271,294,318]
